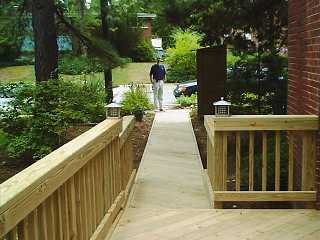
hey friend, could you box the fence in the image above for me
[0,116,136,240]
[205,115,318,208]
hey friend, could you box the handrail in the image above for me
[0,116,136,239]
[204,115,318,209]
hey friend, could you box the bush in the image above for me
[121,84,153,118]
[165,30,203,83]
[0,78,106,161]
[176,94,197,107]
[131,39,155,62]
[59,55,104,75]
[226,53,288,114]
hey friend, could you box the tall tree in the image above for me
[32,0,58,82]
[100,0,113,102]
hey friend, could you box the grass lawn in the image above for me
[0,62,154,86]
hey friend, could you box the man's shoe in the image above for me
[160,108,164,111]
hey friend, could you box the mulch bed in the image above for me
[129,112,155,169]
[0,113,155,184]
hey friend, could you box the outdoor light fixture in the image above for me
[213,97,231,117]
[106,102,122,119]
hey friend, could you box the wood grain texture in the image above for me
[110,208,320,240]
[214,191,317,202]
[302,132,316,191]
[204,115,318,131]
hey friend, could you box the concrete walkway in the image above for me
[109,110,210,239]
[129,110,210,209]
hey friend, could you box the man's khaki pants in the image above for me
[153,80,164,110]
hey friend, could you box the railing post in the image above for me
[213,132,225,208]
[302,131,316,191]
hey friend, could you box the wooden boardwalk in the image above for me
[108,110,320,240]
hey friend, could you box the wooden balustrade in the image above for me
[205,115,318,208]
[0,116,136,239]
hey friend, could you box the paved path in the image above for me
[129,110,209,209]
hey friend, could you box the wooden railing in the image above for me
[205,115,318,208]
[0,116,136,239]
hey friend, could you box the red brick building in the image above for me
[137,13,157,39]
[288,0,320,208]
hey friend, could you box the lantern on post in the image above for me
[213,97,231,117]
[106,102,122,119]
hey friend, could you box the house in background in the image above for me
[137,13,157,39]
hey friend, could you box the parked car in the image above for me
[173,80,197,98]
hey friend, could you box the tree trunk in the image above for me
[32,0,58,82]
[100,0,113,103]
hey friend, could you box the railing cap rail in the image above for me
[204,115,318,131]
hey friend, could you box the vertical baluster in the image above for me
[85,164,93,236]
[48,194,57,240]
[68,176,78,240]
[105,144,112,212]
[61,184,70,240]
[302,131,316,191]
[25,210,39,240]
[212,131,224,208]
[120,147,125,190]
[75,171,85,240]
[96,151,103,223]
[262,132,268,191]
[275,131,281,191]
[115,137,121,195]
[222,133,228,191]
[89,159,97,229]
[236,132,241,191]
[80,168,88,239]
[249,131,254,191]
[207,136,214,187]
[57,188,64,240]
[288,133,294,191]
[110,140,115,202]
[38,202,48,240]
[213,132,224,191]
[21,217,30,240]
[7,226,18,240]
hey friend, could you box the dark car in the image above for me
[173,80,197,98]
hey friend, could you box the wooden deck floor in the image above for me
[108,110,320,240]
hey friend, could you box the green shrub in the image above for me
[0,78,106,161]
[59,55,104,75]
[131,39,155,62]
[121,84,153,117]
[165,30,203,83]
[176,94,197,107]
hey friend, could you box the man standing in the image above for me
[150,58,166,111]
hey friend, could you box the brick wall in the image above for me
[288,0,320,209]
